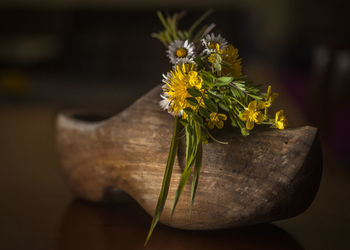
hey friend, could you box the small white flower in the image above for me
[167,40,196,65]
[159,73,171,111]
[160,94,170,111]
[201,33,228,55]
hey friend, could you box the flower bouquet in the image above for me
[55,10,321,248]
[146,10,288,244]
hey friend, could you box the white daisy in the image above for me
[167,40,196,65]
[201,33,228,55]
[159,73,171,111]
[160,93,170,111]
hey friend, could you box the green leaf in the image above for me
[171,135,197,215]
[204,98,218,113]
[192,113,204,125]
[248,94,263,100]
[232,80,246,85]
[190,140,203,214]
[171,121,202,216]
[187,87,202,97]
[177,30,186,40]
[208,89,223,99]
[179,119,188,126]
[184,31,190,38]
[200,71,216,86]
[145,117,181,246]
[214,62,222,74]
[186,97,199,106]
[198,106,210,118]
[183,107,194,115]
[157,11,171,33]
[185,123,192,163]
[218,102,229,112]
[194,57,203,66]
[216,76,233,86]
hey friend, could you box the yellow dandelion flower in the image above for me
[240,100,265,130]
[207,112,227,129]
[275,110,288,130]
[222,44,242,77]
[163,64,204,117]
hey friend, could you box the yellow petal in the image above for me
[257,101,266,110]
[217,120,224,129]
[256,112,264,124]
[275,110,287,129]
[276,121,284,130]
[271,92,278,101]
[248,100,257,110]
[275,110,284,121]
[267,85,271,97]
[241,111,249,121]
[246,120,254,130]
[218,113,227,121]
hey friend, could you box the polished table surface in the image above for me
[0,106,349,250]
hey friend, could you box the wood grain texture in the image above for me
[56,86,322,230]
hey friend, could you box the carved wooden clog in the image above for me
[56,86,322,230]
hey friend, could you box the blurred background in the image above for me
[0,0,349,249]
[0,0,349,163]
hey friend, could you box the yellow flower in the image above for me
[208,53,216,63]
[275,110,288,130]
[163,64,204,117]
[207,112,227,129]
[208,41,218,51]
[240,100,265,130]
[208,44,223,64]
[263,85,278,115]
[214,43,223,54]
[221,44,242,77]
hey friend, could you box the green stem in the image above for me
[231,96,246,109]
[203,127,228,144]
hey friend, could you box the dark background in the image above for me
[0,1,349,163]
[0,0,349,249]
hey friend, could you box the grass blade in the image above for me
[171,120,202,216]
[157,11,171,32]
[170,120,198,216]
[188,9,214,37]
[145,117,181,246]
[190,139,203,215]
[170,142,196,216]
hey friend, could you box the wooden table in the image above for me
[0,106,349,250]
